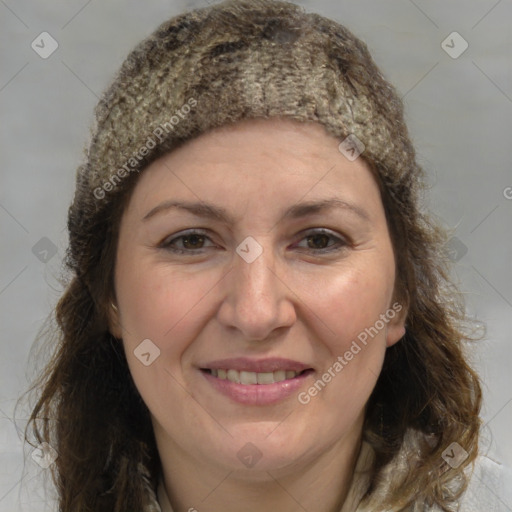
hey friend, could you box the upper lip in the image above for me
[199,357,312,373]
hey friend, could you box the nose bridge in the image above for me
[219,236,295,339]
[234,238,277,306]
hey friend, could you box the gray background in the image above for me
[1,0,511,510]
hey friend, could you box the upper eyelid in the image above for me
[161,228,347,249]
[161,228,211,244]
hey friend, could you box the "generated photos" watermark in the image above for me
[93,97,197,200]
[298,302,403,404]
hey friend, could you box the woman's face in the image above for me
[111,118,406,474]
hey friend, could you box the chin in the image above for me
[202,424,323,474]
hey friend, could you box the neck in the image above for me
[155,417,365,512]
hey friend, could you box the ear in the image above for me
[385,300,408,348]
[107,301,123,339]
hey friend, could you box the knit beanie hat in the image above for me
[70,0,422,234]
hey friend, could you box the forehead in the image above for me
[122,117,382,222]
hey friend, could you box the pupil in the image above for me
[308,234,328,249]
[183,234,204,248]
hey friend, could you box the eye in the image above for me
[160,228,348,255]
[160,229,215,254]
[294,228,348,253]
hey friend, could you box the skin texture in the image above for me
[110,118,406,512]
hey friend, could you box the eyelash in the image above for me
[159,228,348,255]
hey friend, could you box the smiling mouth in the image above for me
[201,368,313,385]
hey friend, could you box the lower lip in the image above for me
[201,369,314,405]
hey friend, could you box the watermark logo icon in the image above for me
[503,186,512,200]
[237,442,263,468]
[442,442,468,469]
[445,236,468,262]
[32,237,58,263]
[338,134,365,161]
[441,32,468,59]
[31,442,58,469]
[236,236,263,263]
[31,32,59,59]
[134,339,161,366]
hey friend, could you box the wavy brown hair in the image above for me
[22,1,481,511]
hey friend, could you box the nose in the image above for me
[217,242,296,341]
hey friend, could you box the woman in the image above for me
[24,0,502,510]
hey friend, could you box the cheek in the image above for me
[115,257,224,354]
[115,260,221,419]
[309,262,395,351]
[303,262,395,410]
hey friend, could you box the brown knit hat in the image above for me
[72,0,421,222]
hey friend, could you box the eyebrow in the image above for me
[142,198,370,224]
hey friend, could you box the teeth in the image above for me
[240,371,257,385]
[209,369,301,384]
[227,369,240,383]
[273,370,286,382]
[257,372,274,384]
